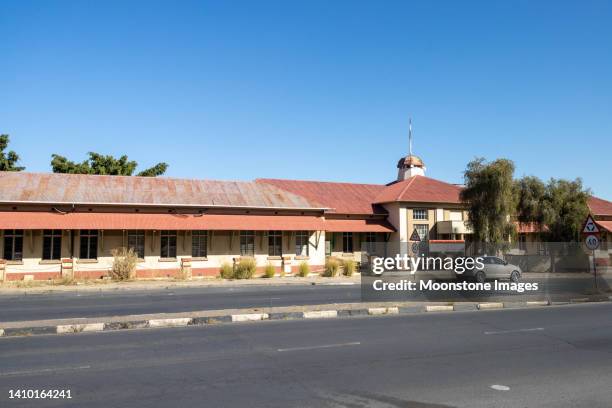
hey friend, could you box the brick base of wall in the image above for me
[4,265,326,281]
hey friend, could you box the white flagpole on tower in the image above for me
[409,117,413,156]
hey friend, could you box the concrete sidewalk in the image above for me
[0,275,360,295]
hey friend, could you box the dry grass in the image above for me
[109,247,138,281]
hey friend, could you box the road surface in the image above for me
[1,302,612,407]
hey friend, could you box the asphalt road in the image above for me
[1,303,612,407]
[0,276,606,322]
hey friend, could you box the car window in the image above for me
[494,258,505,264]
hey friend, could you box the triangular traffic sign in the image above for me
[582,215,600,234]
[409,229,421,241]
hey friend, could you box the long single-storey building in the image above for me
[1,151,611,281]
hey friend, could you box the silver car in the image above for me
[465,256,522,283]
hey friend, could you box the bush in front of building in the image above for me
[298,261,310,277]
[263,263,276,278]
[110,247,138,281]
[234,258,256,279]
[219,262,234,279]
[324,257,340,277]
[341,259,356,276]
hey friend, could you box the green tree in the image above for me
[542,178,590,242]
[514,176,547,233]
[460,158,516,252]
[0,134,25,171]
[51,152,168,177]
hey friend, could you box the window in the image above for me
[3,229,23,261]
[268,231,282,256]
[518,234,527,251]
[128,230,145,259]
[240,230,255,257]
[160,230,177,258]
[192,231,208,258]
[79,230,98,259]
[295,231,309,256]
[413,209,428,220]
[414,224,429,241]
[43,229,62,260]
[363,232,376,253]
[342,232,353,253]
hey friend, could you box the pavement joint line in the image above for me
[2,297,611,338]
[0,365,91,377]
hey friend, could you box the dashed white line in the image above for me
[484,327,544,335]
[0,365,91,377]
[277,342,361,352]
[490,384,511,391]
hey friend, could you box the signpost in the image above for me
[582,215,601,290]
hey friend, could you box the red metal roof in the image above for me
[324,218,395,233]
[589,196,612,216]
[597,220,612,233]
[373,176,462,204]
[256,178,387,215]
[0,212,325,231]
[0,172,323,210]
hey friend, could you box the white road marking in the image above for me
[270,297,282,300]
[0,365,91,377]
[484,327,544,335]
[277,342,361,352]
[490,384,510,391]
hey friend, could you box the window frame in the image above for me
[3,229,24,261]
[42,229,62,260]
[413,209,428,220]
[295,231,309,257]
[268,230,282,257]
[160,230,178,259]
[240,230,255,257]
[414,224,429,242]
[191,230,208,258]
[342,232,354,253]
[79,229,98,260]
[128,230,146,259]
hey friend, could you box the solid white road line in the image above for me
[484,327,544,335]
[277,342,361,352]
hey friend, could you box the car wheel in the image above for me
[510,270,520,283]
[475,271,486,284]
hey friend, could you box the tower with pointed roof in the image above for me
[397,118,426,180]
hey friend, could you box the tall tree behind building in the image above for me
[460,158,516,252]
[51,152,168,177]
[0,134,25,171]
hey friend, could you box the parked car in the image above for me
[463,256,522,283]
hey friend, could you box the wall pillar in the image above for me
[61,258,74,279]
[0,259,5,282]
[181,257,192,280]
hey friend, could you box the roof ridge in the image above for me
[396,176,418,201]
[256,178,386,187]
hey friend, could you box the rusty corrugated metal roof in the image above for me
[0,172,325,210]
[256,178,387,215]
[373,175,462,204]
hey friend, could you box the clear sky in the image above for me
[1,0,611,199]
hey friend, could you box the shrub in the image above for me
[298,261,310,277]
[324,257,340,277]
[110,247,138,281]
[220,262,234,279]
[234,258,256,279]
[263,263,276,278]
[342,259,356,276]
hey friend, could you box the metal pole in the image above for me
[593,249,598,290]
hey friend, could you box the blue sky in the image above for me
[1,0,611,199]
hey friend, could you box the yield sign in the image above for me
[582,215,600,234]
[409,229,421,241]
